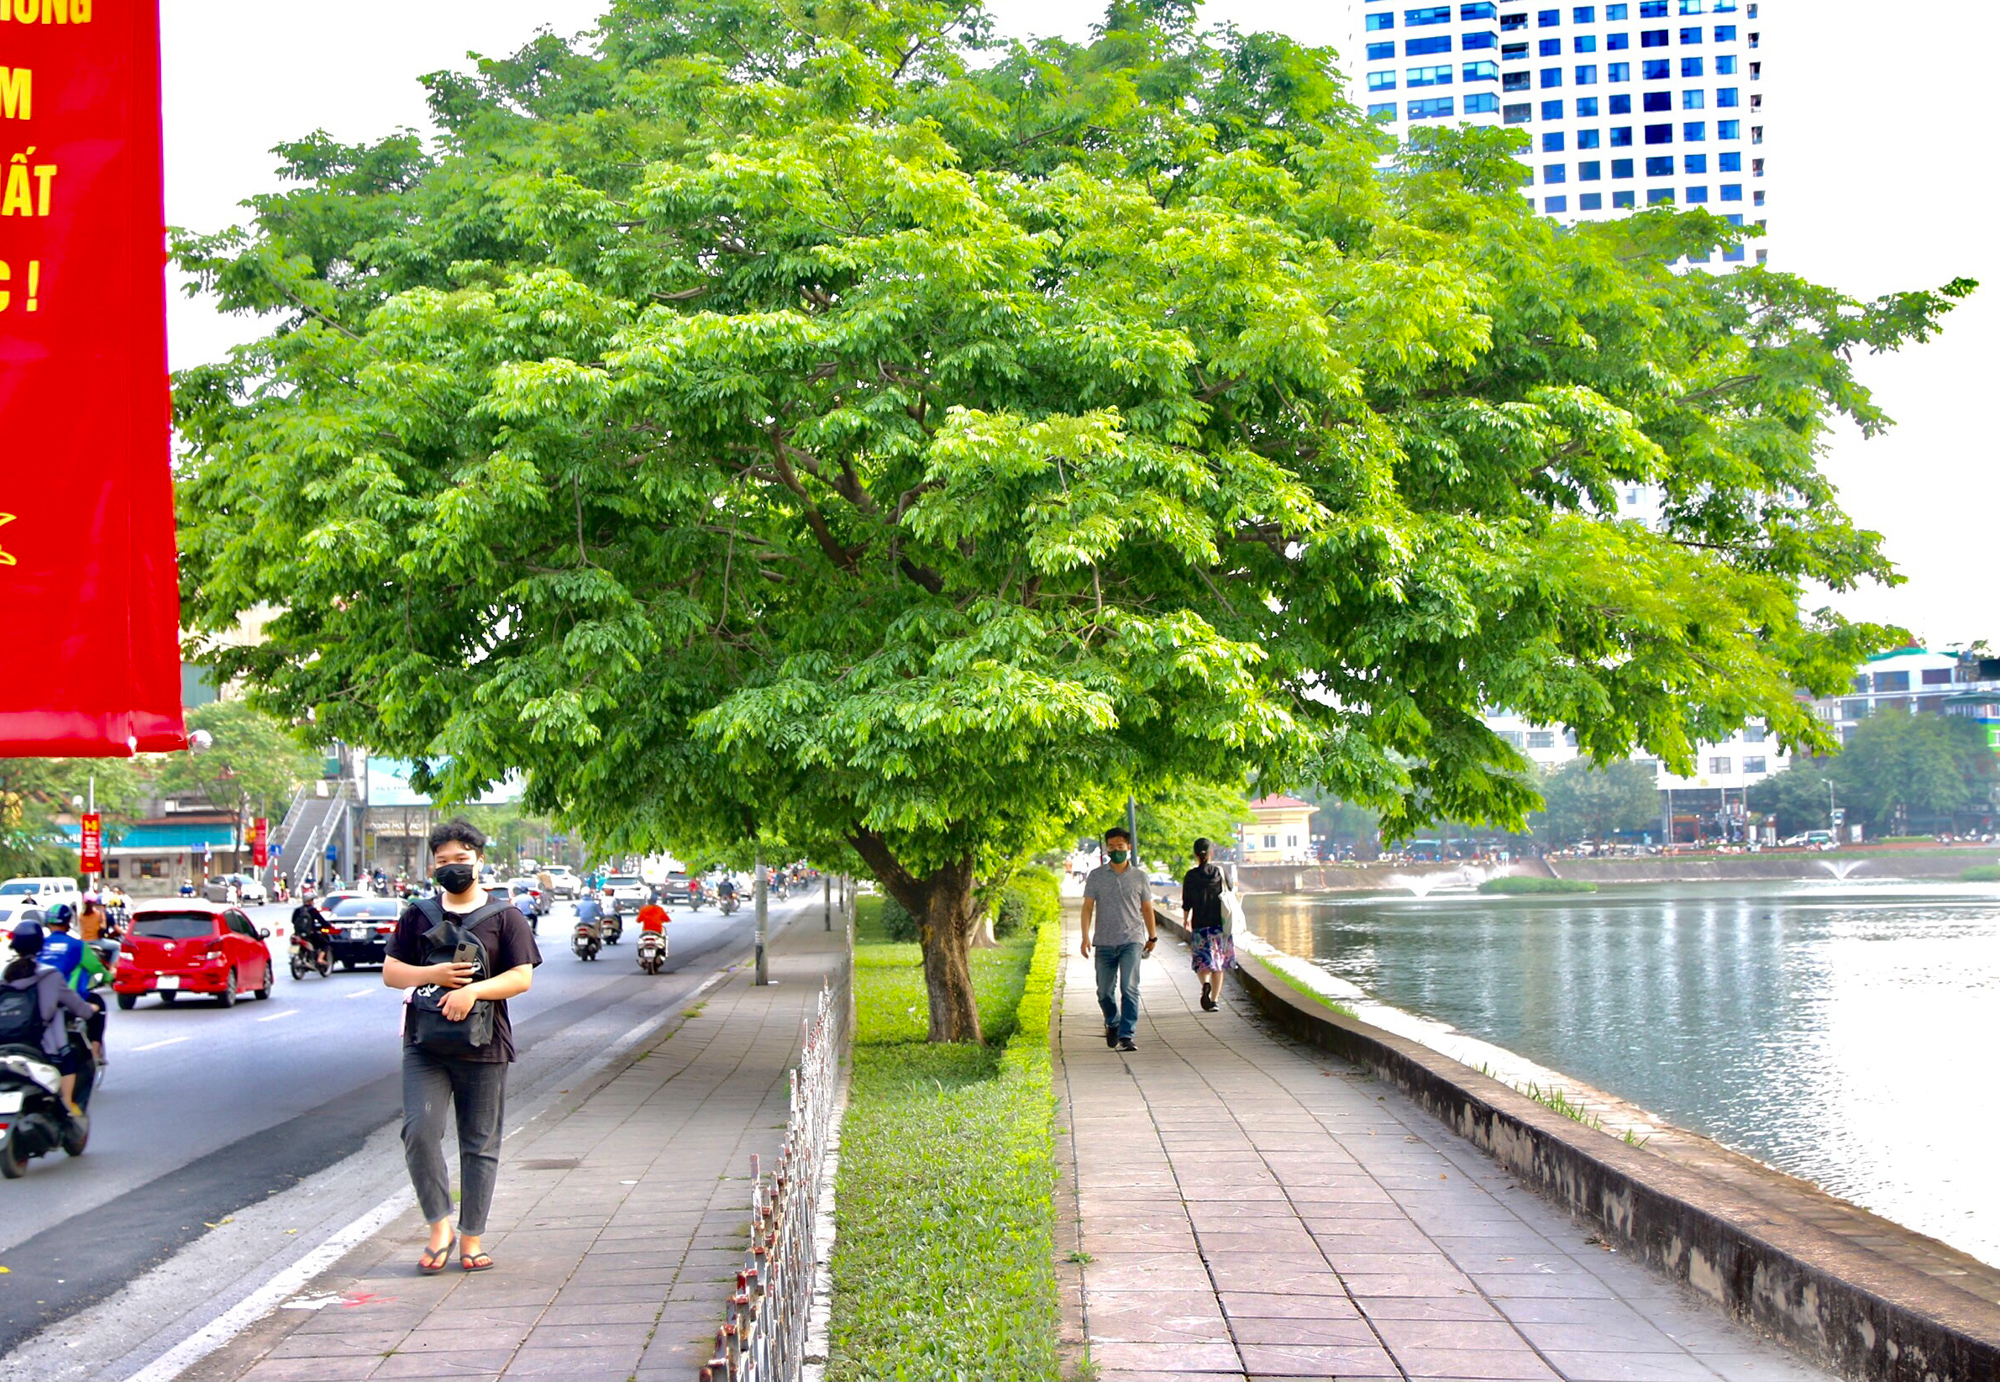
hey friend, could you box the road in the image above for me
[0,890,811,1355]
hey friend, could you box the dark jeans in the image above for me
[401,1046,508,1235]
[1095,941,1144,1041]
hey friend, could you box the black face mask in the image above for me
[434,863,477,895]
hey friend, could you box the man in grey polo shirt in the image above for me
[1080,826,1158,1053]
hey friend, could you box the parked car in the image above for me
[543,865,580,899]
[113,902,275,1008]
[0,876,82,930]
[601,874,648,915]
[325,896,404,969]
[201,872,269,905]
[656,872,694,906]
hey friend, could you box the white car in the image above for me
[543,865,579,899]
[202,872,270,905]
[601,874,649,915]
[0,876,83,929]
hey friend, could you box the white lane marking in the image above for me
[344,989,376,999]
[255,1009,298,1022]
[132,1037,190,1052]
[121,1187,414,1382]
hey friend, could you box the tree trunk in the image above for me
[850,831,984,1043]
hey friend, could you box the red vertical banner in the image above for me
[251,815,267,868]
[79,809,101,872]
[0,1,187,756]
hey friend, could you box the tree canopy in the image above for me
[172,0,1970,1038]
[1530,757,1660,846]
[1828,713,1995,833]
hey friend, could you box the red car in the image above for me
[114,902,276,1009]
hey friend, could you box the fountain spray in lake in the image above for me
[1818,859,1867,882]
[1387,863,1515,897]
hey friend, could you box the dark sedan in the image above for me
[326,896,404,969]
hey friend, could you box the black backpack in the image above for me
[405,896,510,1057]
[0,980,45,1050]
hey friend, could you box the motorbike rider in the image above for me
[575,890,603,933]
[636,900,668,938]
[717,875,737,907]
[39,906,109,1063]
[4,921,97,1115]
[292,896,333,969]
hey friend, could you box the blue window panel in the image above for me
[1543,132,1566,152]
[1642,29,1669,47]
[1608,32,1630,49]
[1608,63,1630,83]
[1464,60,1499,80]
[1408,34,1453,54]
[1541,66,1563,87]
[1683,89,1704,109]
[1545,195,1569,212]
[1715,24,1736,40]
[1367,12,1396,29]
[1683,120,1705,140]
[1503,9,1528,27]
[1718,150,1741,171]
[1610,125,1633,145]
[1683,56,1704,76]
[1716,87,1739,107]
[1645,155,1673,175]
[1464,31,1499,49]
[1407,96,1457,118]
[1579,159,1602,179]
[1539,7,1560,23]
[1679,25,1702,42]
[1504,101,1533,122]
[1368,102,1399,120]
[1466,91,1501,112]
[1643,91,1671,111]
[1544,163,1568,183]
[1716,54,1736,74]
[1369,71,1399,90]
[1684,185,1709,203]
[1408,64,1454,86]
[1368,41,1396,59]
[1640,0,1667,13]
[1718,118,1740,138]
[1460,1,1499,16]
[1647,187,1674,204]
[1407,4,1452,24]
[1684,152,1707,172]
[1645,123,1673,143]
[1613,188,1637,207]
[1726,213,1743,225]
[1542,98,1566,118]
[1607,3,1628,16]
[1540,37,1562,55]
[1720,182,1742,200]
[1680,0,1704,13]
[1724,242,1745,261]
[1575,6,1597,21]
[1575,34,1598,51]
[1577,97,1600,116]
[1504,70,1532,89]
[1579,191,1604,209]
[1576,64,1598,83]
[1578,127,1602,147]
[1612,157,1634,177]
[1643,59,1670,78]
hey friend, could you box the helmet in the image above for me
[45,903,76,928]
[10,920,45,956]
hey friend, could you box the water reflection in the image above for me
[1245,880,2000,1267]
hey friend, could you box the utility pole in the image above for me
[754,846,769,986]
[823,872,832,931]
[1126,795,1139,865]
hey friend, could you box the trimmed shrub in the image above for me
[1478,875,1598,895]
[1961,865,2000,883]
[994,864,1062,938]
[878,891,920,942]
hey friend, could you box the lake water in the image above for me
[1244,879,2000,1267]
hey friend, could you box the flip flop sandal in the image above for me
[419,1237,455,1275]
[460,1250,495,1273]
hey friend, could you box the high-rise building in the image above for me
[1342,1,1767,262]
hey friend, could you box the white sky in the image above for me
[161,0,1996,646]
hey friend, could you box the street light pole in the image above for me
[754,847,769,986]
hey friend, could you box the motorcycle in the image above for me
[290,928,334,980]
[718,892,740,915]
[636,929,668,976]
[572,918,602,962]
[599,910,623,946]
[0,1012,97,1178]
[686,884,708,912]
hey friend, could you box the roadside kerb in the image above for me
[1202,914,2000,1382]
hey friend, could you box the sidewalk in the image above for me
[185,918,848,1382]
[1057,920,1838,1382]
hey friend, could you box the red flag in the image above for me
[79,810,101,872]
[251,816,267,868]
[0,1,186,756]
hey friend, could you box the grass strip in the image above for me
[1961,865,2000,882]
[1478,875,1598,895]
[828,898,1062,1382]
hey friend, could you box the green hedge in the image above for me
[995,864,1062,939]
[1961,865,2000,883]
[829,899,1061,1382]
[1478,875,1598,895]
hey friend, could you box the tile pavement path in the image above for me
[184,919,847,1382]
[1058,920,1841,1382]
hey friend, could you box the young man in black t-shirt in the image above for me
[383,818,541,1274]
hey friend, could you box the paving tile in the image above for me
[237,1357,383,1381]
[500,1344,648,1375]
[1091,1341,1246,1373]
[1370,1318,1533,1352]
[1219,1291,1362,1321]
[1391,1346,1563,1380]
[1088,1251,1219,1291]
[1234,1341,1404,1376]
[369,1349,517,1378]
[1226,1315,1381,1346]
[1537,1353,1724,1382]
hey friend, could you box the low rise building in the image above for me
[1240,795,1318,864]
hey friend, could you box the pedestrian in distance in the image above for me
[1079,826,1157,1053]
[1181,838,1236,1013]
[383,819,541,1275]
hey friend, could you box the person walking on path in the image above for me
[383,819,541,1275]
[1180,836,1236,1012]
[1080,825,1157,1052]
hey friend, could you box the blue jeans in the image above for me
[1095,942,1144,1041]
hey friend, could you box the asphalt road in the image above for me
[0,890,799,1354]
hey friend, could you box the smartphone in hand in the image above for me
[452,939,482,980]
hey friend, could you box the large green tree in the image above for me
[1530,758,1661,846]
[152,702,323,857]
[1745,756,1838,838]
[1829,713,1996,833]
[172,1,1968,1040]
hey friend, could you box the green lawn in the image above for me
[828,897,1062,1382]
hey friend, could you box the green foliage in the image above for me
[1961,865,2000,883]
[1827,713,1996,832]
[1134,780,1254,863]
[877,891,920,943]
[171,2,1970,1029]
[833,898,1059,1380]
[1745,756,1837,837]
[994,863,1061,938]
[1478,875,1597,894]
[153,701,323,839]
[0,758,150,876]
[1530,758,1661,845]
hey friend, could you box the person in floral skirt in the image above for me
[1181,838,1235,1012]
